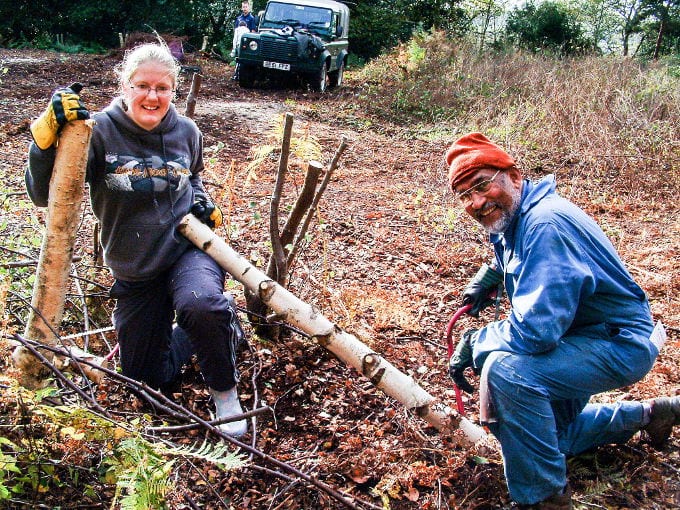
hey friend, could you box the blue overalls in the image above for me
[471,176,657,504]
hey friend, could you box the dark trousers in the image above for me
[110,247,242,391]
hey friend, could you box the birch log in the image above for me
[13,120,106,388]
[178,214,487,444]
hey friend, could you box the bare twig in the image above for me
[147,406,272,433]
[247,339,264,455]
[70,263,91,350]
[8,290,105,388]
[287,136,348,267]
[1,255,82,269]
[183,458,231,509]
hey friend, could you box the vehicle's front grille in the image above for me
[260,38,298,61]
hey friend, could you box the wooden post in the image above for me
[178,214,487,444]
[184,72,202,119]
[13,120,106,388]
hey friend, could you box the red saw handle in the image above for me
[445,303,472,415]
[445,304,472,358]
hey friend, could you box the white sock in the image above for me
[642,402,652,426]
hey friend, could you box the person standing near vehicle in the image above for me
[231,1,258,79]
[25,42,249,438]
[444,132,678,509]
[231,20,250,58]
[235,1,258,32]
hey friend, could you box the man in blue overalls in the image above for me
[445,132,678,509]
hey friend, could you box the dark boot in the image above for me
[513,485,573,510]
[643,395,680,448]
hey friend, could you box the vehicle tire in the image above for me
[309,64,328,93]
[238,65,255,88]
[329,62,344,88]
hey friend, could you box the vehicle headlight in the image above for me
[249,40,259,51]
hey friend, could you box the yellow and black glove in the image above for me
[191,199,223,229]
[30,82,90,150]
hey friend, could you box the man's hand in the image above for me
[463,263,503,317]
[30,83,89,150]
[191,199,223,229]
[449,329,478,394]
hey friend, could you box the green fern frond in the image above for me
[159,439,247,472]
[108,438,175,510]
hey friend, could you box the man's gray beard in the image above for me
[484,183,521,234]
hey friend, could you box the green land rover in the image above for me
[235,0,349,92]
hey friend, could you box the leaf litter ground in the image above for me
[0,48,678,509]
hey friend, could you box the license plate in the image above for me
[263,61,290,71]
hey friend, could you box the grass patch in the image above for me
[353,30,680,198]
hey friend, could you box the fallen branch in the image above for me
[148,406,273,433]
[14,336,381,510]
[12,333,110,417]
[1,255,82,269]
[9,286,108,386]
[178,214,487,444]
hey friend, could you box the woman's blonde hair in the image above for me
[117,42,180,94]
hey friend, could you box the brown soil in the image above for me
[0,48,678,509]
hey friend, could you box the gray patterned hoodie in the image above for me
[26,97,208,282]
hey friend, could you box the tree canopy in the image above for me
[0,0,678,59]
[506,1,594,54]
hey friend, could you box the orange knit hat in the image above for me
[445,132,516,189]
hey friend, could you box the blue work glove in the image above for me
[30,83,89,150]
[191,199,223,229]
[463,263,503,317]
[449,329,478,394]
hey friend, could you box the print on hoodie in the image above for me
[105,153,191,193]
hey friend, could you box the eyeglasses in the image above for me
[454,170,501,206]
[129,83,175,97]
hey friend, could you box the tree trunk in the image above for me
[653,19,666,60]
[178,214,487,444]
[245,116,347,341]
[286,138,347,268]
[13,120,106,388]
[246,159,324,337]
[277,160,323,275]
[269,113,294,284]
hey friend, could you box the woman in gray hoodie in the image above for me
[26,42,248,437]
